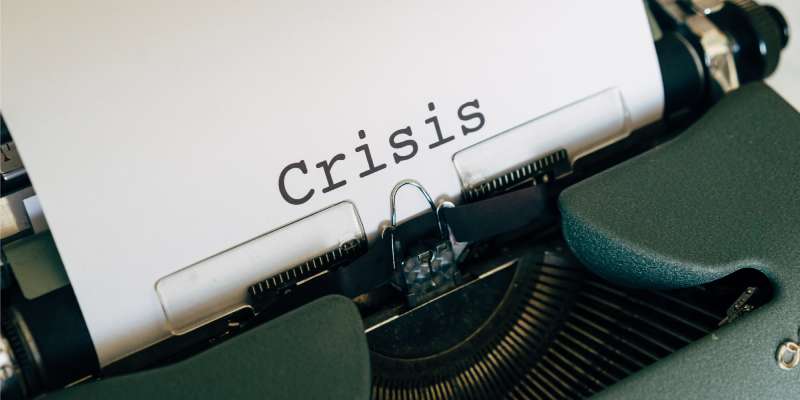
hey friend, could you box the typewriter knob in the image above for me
[0,311,34,400]
[708,0,789,80]
[0,336,20,397]
[735,1,787,73]
[763,5,790,49]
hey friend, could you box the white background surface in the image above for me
[2,1,663,365]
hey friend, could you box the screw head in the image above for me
[777,341,800,370]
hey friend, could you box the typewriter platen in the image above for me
[1,1,799,399]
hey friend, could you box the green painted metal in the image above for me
[48,295,371,400]
[560,82,800,397]
[3,232,69,299]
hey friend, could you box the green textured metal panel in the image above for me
[559,82,800,397]
[3,231,69,299]
[48,295,371,399]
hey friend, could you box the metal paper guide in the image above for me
[156,202,364,335]
[1,0,664,365]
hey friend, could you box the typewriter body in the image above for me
[1,1,799,399]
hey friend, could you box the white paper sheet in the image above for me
[2,0,663,365]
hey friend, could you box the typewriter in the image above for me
[1,0,798,399]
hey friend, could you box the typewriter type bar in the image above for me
[155,201,365,335]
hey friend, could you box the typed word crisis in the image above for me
[277,98,486,205]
